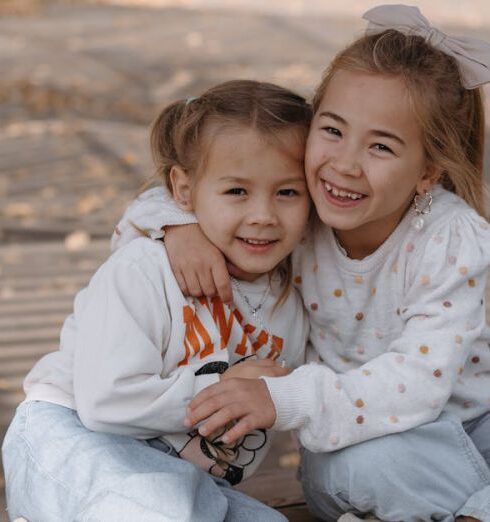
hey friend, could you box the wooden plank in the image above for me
[0,298,74,315]
[0,313,68,329]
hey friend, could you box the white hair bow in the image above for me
[363,4,490,89]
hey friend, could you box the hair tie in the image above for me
[363,4,490,89]
[185,97,198,105]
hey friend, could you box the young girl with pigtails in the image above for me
[1,80,312,521]
[107,5,490,521]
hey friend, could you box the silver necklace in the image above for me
[231,277,271,325]
[231,277,286,367]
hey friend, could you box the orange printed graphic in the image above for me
[178,305,214,366]
[267,335,284,360]
[252,330,269,352]
[178,299,284,365]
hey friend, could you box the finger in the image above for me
[269,366,290,377]
[253,359,276,366]
[188,381,228,411]
[220,415,258,445]
[199,268,218,298]
[174,270,190,296]
[184,272,204,297]
[197,403,246,438]
[212,264,232,304]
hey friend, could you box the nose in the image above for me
[246,197,278,226]
[330,141,362,178]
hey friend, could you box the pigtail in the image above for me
[150,100,188,192]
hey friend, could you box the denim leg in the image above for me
[218,482,287,522]
[300,413,490,522]
[457,411,490,521]
[2,401,230,522]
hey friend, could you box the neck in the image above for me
[334,200,413,260]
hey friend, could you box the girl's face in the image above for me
[187,125,310,281]
[305,69,436,259]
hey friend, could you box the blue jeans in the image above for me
[1,401,286,522]
[300,412,490,522]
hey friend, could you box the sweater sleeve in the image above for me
[73,240,218,438]
[110,187,198,251]
[263,212,490,452]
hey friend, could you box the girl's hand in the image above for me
[165,224,232,303]
[221,359,290,381]
[185,378,277,445]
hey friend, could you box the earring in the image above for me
[411,191,432,231]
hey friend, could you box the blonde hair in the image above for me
[149,79,312,307]
[151,79,311,192]
[313,30,487,217]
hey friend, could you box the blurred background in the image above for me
[1,1,490,520]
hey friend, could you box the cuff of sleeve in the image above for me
[262,370,315,431]
[193,373,220,397]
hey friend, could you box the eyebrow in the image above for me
[318,111,406,147]
[218,176,306,184]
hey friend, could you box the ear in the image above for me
[169,165,194,211]
[416,163,443,195]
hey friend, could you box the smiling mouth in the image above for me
[324,181,366,201]
[237,237,278,245]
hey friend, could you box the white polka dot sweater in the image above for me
[262,185,490,452]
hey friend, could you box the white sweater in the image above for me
[118,186,490,454]
[24,236,308,483]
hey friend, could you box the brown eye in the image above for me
[278,189,298,197]
[226,188,246,196]
[323,127,341,137]
[372,143,393,154]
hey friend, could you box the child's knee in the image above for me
[300,436,404,511]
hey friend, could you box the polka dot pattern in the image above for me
[294,199,490,448]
